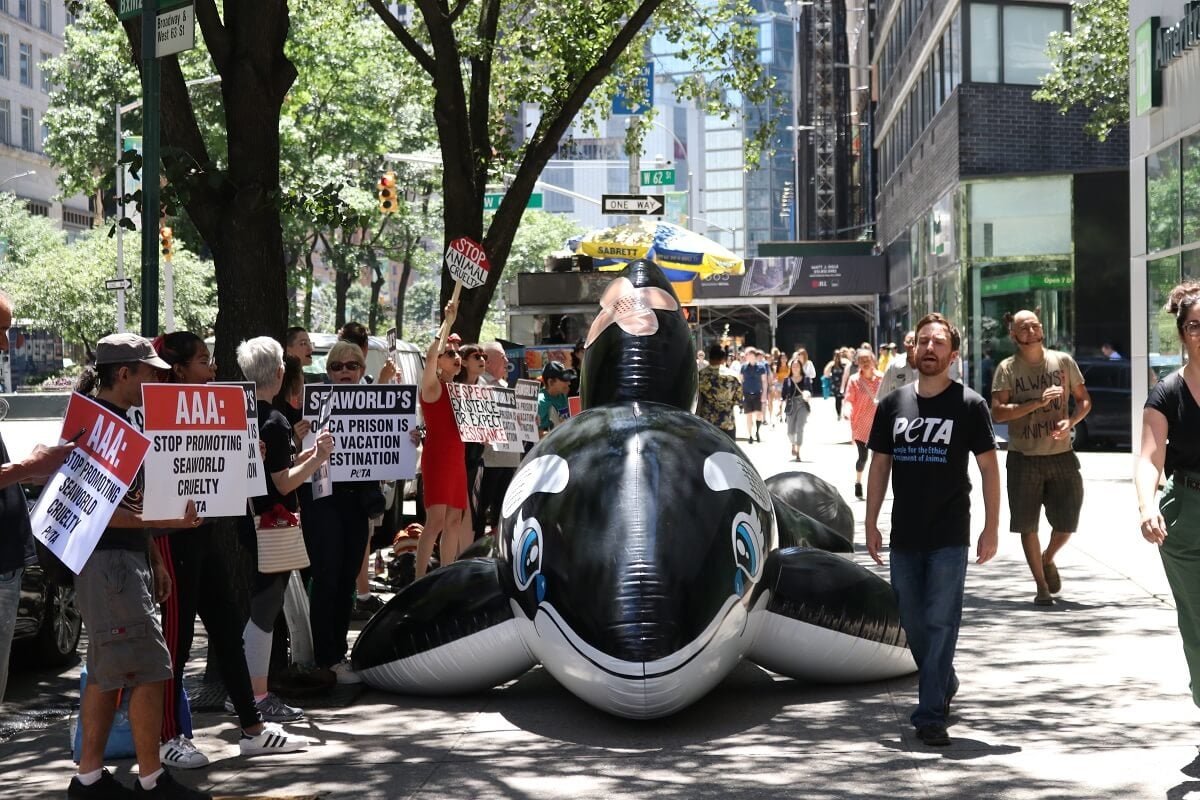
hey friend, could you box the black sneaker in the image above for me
[132,770,212,799]
[854,482,864,500]
[68,770,138,799]
[916,724,951,746]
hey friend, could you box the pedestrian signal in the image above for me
[160,226,174,261]
[378,171,397,214]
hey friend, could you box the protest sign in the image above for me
[446,383,507,444]
[488,387,522,453]
[311,387,334,499]
[438,237,490,342]
[303,384,418,482]
[568,395,583,417]
[141,384,249,520]
[216,381,267,499]
[514,379,540,443]
[30,393,152,574]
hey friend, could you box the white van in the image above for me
[305,332,425,386]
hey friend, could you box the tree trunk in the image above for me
[303,247,315,329]
[368,262,384,334]
[395,254,413,339]
[335,267,352,330]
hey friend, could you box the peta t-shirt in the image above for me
[868,382,996,550]
[991,350,1084,456]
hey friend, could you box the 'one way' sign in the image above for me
[601,194,665,216]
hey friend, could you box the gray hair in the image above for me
[236,336,284,388]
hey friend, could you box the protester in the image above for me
[877,331,917,401]
[69,333,211,799]
[537,360,576,437]
[991,309,1091,607]
[152,332,307,768]
[285,326,313,368]
[781,357,812,461]
[454,344,489,543]
[415,303,471,579]
[865,312,1000,748]
[1136,282,1200,709]
[476,342,521,540]
[739,348,768,443]
[696,344,742,439]
[0,290,72,705]
[843,348,882,500]
[235,337,334,721]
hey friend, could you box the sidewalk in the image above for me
[4,397,1197,799]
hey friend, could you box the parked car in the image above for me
[1072,357,1132,451]
[13,522,82,666]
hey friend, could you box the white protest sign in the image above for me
[311,388,334,499]
[140,384,249,520]
[490,387,523,453]
[216,381,267,498]
[30,393,152,574]
[303,383,418,482]
[446,383,507,444]
[514,379,541,443]
[444,236,491,289]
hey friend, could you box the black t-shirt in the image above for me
[0,433,32,573]
[868,382,996,550]
[93,396,151,552]
[1145,371,1200,476]
[253,404,298,515]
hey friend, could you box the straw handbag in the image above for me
[254,503,309,573]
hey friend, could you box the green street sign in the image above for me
[980,272,1073,296]
[116,0,190,21]
[640,168,676,187]
[484,192,543,211]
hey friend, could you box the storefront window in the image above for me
[1183,133,1200,246]
[933,267,962,333]
[1183,248,1200,279]
[1148,254,1182,379]
[1147,142,1182,254]
[975,259,1073,363]
[966,177,1071,258]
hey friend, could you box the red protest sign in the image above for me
[142,384,249,432]
[61,392,151,487]
[444,236,491,289]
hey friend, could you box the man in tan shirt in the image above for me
[991,310,1091,607]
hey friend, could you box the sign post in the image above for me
[438,236,491,343]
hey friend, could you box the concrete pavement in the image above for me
[4,396,1198,799]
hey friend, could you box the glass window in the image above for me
[1184,248,1200,278]
[20,105,33,150]
[706,190,743,210]
[1148,254,1182,370]
[950,9,962,89]
[39,52,49,93]
[38,0,49,31]
[970,3,1000,83]
[0,35,8,80]
[707,129,741,150]
[1183,133,1200,246]
[39,118,46,147]
[705,150,743,170]
[706,170,743,190]
[18,0,29,23]
[0,100,9,146]
[18,43,30,87]
[967,177,1071,258]
[1003,5,1065,85]
[1148,142,1182,254]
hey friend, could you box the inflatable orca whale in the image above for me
[351,260,915,718]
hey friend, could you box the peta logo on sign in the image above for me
[893,416,954,444]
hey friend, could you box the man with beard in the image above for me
[865,313,999,748]
[991,309,1091,607]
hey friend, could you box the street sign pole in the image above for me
[139,0,160,338]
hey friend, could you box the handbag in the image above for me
[254,503,309,573]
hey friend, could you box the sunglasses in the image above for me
[328,361,363,372]
[440,350,460,358]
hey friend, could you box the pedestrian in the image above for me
[695,343,742,439]
[235,336,335,722]
[151,332,307,768]
[415,303,471,579]
[865,312,1000,748]
[1135,281,1200,709]
[990,309,1091,607]
[68,332,212,799]
[877,331,918,401]
[1101,342,1123,360]
[537,360,576,437]
[739,348,769,443]
[843,348,882,500]
[456,344,489,540]
[824,349,847,419]
[475,342,521,539]
[0,290,73,705]
[780,357,811,461]
[768,347,786,423]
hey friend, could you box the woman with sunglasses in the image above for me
[416,302,470,579]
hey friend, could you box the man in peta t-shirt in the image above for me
[865,312,1000,749]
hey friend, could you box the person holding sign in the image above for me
[151,333,307,768]
[235,337,335,725]
[416,301,470,579]
[537,361,576,437]
[68,333,211,800]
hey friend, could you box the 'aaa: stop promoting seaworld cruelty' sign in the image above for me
[444,237,491,289]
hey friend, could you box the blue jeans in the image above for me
[0,567,22,703]
[890,546,967,728]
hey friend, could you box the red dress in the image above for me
[420,383,468,509]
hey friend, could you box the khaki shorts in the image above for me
[76,549,172,692]
[1006,451,1084,534]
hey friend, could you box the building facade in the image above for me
[872,0,1128,393]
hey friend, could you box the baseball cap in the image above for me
[95,332,170,369]
[542,360,577,383]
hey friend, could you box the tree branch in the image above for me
[365,0,436,75]
[469,0,502,192]
[447,0,472,24]
[193,0,231,76]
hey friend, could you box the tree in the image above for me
[0,193,68,274]
[1032,0,1129,142]
[366,0,770,342]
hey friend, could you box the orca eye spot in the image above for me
[731,511,764,592]
[513,519,543,592]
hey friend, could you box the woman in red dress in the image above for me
[416,300,470,578]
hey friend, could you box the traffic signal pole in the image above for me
[139,1,161,338]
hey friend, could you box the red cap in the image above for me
[448,333,462,344]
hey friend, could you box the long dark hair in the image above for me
[154,331,205,383]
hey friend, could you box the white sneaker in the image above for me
[331,659,362,685]
[239,722,309,756]
[160,735,210,769]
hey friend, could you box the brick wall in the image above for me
[877,93,960,247]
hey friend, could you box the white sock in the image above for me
[76,769,103,786]
[138,768,164,790]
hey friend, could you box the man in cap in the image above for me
[538,360,577,438]
[68,332,210,799]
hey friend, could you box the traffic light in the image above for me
[160,226,174,261]
[378,171,397,214]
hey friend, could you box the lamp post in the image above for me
[0,170,35,190]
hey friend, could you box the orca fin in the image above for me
[771,495,853,553]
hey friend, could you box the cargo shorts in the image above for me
[1006,450,1084,534]
[75,549,172,692]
